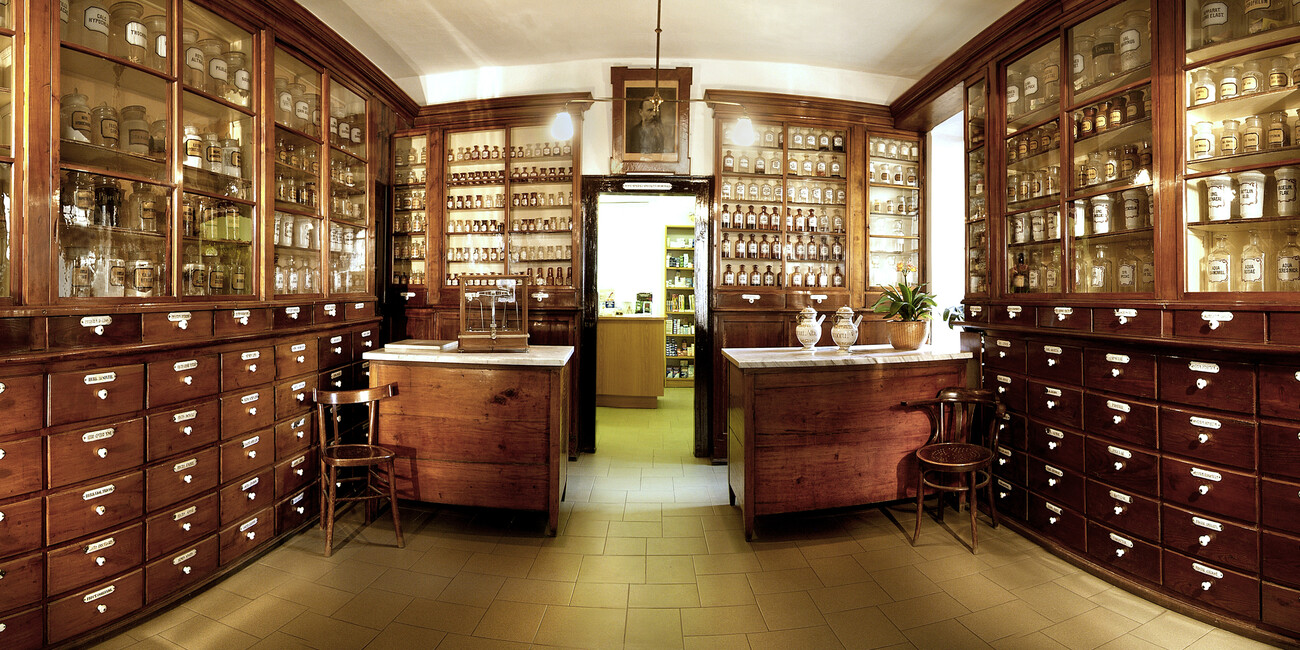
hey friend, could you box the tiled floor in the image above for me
[95,388,1280,649]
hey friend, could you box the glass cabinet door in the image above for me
[507,124,574,287]
[0,12,14,298]
[1004,39,1062,297]
[327,80,368,294]
[718,122,784,290]
[391,132,427,287]
[789,125,849,291]
[272,47,321,296]
[444,128,507,284]
[868,136,919,288]
[967,78,989,296]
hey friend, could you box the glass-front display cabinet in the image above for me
[272,47,321,296]
[392,132,427,286]
[868,135,921,288]
[1004,39,1063,294]
[445,128,508,281]
[0,4,16,299]
[327,80,368,294]
[967,77,989,296]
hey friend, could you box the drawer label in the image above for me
[1105,353,1131,364]
[172,548,197,565]
[241,351,261,361]
[1108,490,1132,504]
[1045,428,1064,439]
[292,381,307,391]
[996,374,1011,383]
[293,417,307,428]
[1053,307,1073,316]
[173,410,197,423]
[1114,308,1137,318]
[997,479,1012,490]
[969,306,983,314]
[83,372,117,385]
[291,455,306,467]
[173,505,196,521]
[83,585,115,603]
[167,311,192,322]
[232,310,251,319]
[173,360,199,372]
[330,370,343,379]
[1107,445,1132,459]
[1193,516,1224,531]
[81,316,113,328]
[1045,465,1064,477]
[1200,310,1233,323]
[1191,467,1222,482]
[173,458,197,472]
[291,344,307,353]
[996,339,1011,348]
[242,436,260,449]
[1188,361,1220,373]
[361,330,372,337]
[83,484,115,500]
[1043,345,1062,354]
[285,307,301,316]
[241,477,259,491]
[1107,400,1131,413]
[998,446,1012,457]
[1108,533,1133,548]
[85,536,116,554]
[1045,387,1062,397]
[1192,563,1223,579]
[1190,416,1222,430]
[240,393,259,404]
[81,427,115,443]
[292,492,306,505]
[324,304,338,315]
[1045,502,1062,515]
[355,302,365,309]
[330,336,343,344]
[239,517,258,532]
[1006,306,1022,315]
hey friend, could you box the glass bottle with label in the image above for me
[1006,69,1023,118]
[1024,62,1043,112]
[143,13,166,72]
[108,1,145,64]
[1119,10,1148,72]
[1243,115,1265,153]
[1220,119,1241,155]
[1268,111,1290,149]
[1270,57,1291,88]
[1241,229,1266,291]
[1206,233,1232,291]
[1200,0,1235,45]
[1028,251,1042,292]
[1242,60,1265,94]
[1191,121,1216,159]
[1072,33,1095,90]
[1191,68,1216,105]
[1090,244,1114,292]
[1045,251,1062,292]
[1245,0,1287,34]
[182,27,204,90]
[1093,25,1119,82]
[1117,246,1139,292]
[226,51,251,105]
[1278,229,1300,290]
[72,0,110,51]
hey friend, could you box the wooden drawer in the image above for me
[993,445,1027,485]
[985,370,1026,413]
[714,290,785,311]
[141,310,212,344]
[214,307,270,336]
[219,387,273,439]
[47,313,142,349]
[1260,364,1300,421]
[0,374,44,437]
[48,418,145,489]
[1027,421,1084,473]
[316,302,346,324]
[354,360,371,387]
[145,446,219,512]
[0,436,44,500]
[145,534,218,604]
[48,364,146,427]
[319,367,349,392]
[145,492,219,561]
[46,471,144,545]
[275,375,317,420]
[1083,392,1157,448]
[46,523,143,597]
[990,477,1027,521]
[273,304,314,328]
[784,292,849,312]
[963,304,987,324]
[1086,479,1160,542]
[1092,307,1161,337]
[1028,461,1085,512]
[146,354,219,409]
[1174,309,1265,342]
[1162,504,1259,573]
[275,414,313,459]
[998,412,1027,451]
[1162,457,1257,523]
[277,486,318,535]
[0,607,44,650]
[1026,342,1083,385]
[0,552,43,615]
[1263,581,1300,635]
[1084,438,1159,497]
[1261,421,1300,481]
[1026,381,1082,429]
[220,467,274,525]
[220,430,273,483]
[352,327,378,356]
[146,400,219,462]
[276,339,319,377]
[984,335,1025,373]
[1086,522,1161,585]
[0,495,43,557]
[1159,406,1255,470]
[1262,477,1300,536]
[1162,551,1260,619]
[346,301,376,320]
[319,332,353,369]
[1028,495,1085,553]
[1262,530,1300,589]
[1083,348,1156,399]
[219,507,273,566]
[1036,305,1091,330]
[220,346,275,392]
[274,448,317,499]
[989,304,1029,326]
[46,569,143,644]
[1157,356,1255,413]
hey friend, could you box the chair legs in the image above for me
[324,465,338,557]
[968,471,979,552]
[912,468,925,545]
[986,470,999,530]
[914,467,993,553]
[387,458,404,549]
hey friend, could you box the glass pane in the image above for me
[1006,119,1062,213]
[789,125,849,290]
[274,47,321,138]
[967,219,988,295]
[445,129,506,284]
[330,82,366,158]
[0,163,9,297]
[273,211,321,296]
[869,236,920,287]
[58,170,170,298]
[329,150,366,225]
[1005,116,1063,293]
[1185,165,1300,292]
[718,120,783,290]
[0,34,13,154]
[182,1,254,108]
[1070,86,1152,195]
[1069,0,1152,105]
[1186,0,1300,61]
[968,80,986,149]
[182,91,253,199]
[66,0,168,66]
[329,224,366,293]
[1006,39,1061,134]
[1185,43,1300,175]
[180,192,251,297]
[274,128,319,214]
[508,124,574,287]
[392,133,427,286]
[60,47,169,181]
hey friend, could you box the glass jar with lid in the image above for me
[289,81,308,132]
[203,132,223,174]
[71,0,110,51]
[198,38,228,98]
[125,246,156,297]
[108,2,146,63]
[142,14,166,72]
[275,77,291,125]
[222,138,242,179]
[182,28,204,90]
[226,51,250,105]
[182,124,202,167]
[149,119,167,157]
[90,103,120,148]
[120,105,149,154]
[306,93,321,137]
[61,89,92,142]
[125,182,157,231]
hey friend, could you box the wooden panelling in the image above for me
[46,523,143,597]
[1025,341,1083,384]
[274,375,317,420]
[48,364,146,427]
[345,301,375,320]
[273,448,316,499]
[1083,437,1159,497]
[219,432,273,484]
[1028,495,1085,553]
[352,326,378,356]
[1027,421,1085,473]
[1263,530,1300,590]
[1263,581,1300,635]
[991,477,1027,520]
[715,290,786,311]
[984,335,1025,372]
[275,414,313,459]
[1261,477,1300,536]
[315,302,345,325]
[0,495,43,557]
[276,487,318,535]
[47,418,145,488]
[1036,305,1091,330]
[1026,380,1083,429]
[0,607,44,650]
[1028,461,1086,512]
[318,331,353,369]
[1259,364,1300,421]
[1261,421,1300,481]
[984,369,1026,412]
[0,374,44,437]
[389,457,549,511]
[146,354,220,408]
[275,339,319,377]
[596,318,665,401]
[0,552,43,615]
[994,444,1028,486]
[272,304,314,329]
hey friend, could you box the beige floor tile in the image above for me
[1182,629,1279,650]
[333,587,413,630]
[746,567,824,594]
[700,514,745,531]
[1096,636,1167,650]
[958,600,1054,642]
[181,587,254,620]
[125,603,199,639]
[748,625,845,649]
[459,552,535,578]
[754,547,811,571]
[428,632,528,649]
[408,546,474,577]
[561,517,610,537]
[604,536,650,555]
[568,582,629,608]
[278,611,380,649]
[981,558,1067,591]
[218,563,294,601]
[662,516,705,537]
[370,567,451,600]
[683,633,752,650]
[609,520,664,537]
[693,552,762,575]
[870,565,943,601]
[1053,570,1113,598]
[470,600,545,643]
[904,619,994,649]
[362,622,447,649]
[808,554,875,587]
[437,573,507,608]
[258,547,338,581]
[914,552,991,583]
[877,591,970,630]
[808,581,893,614]
[825,606,910,650]
[992,631,1073,649]
[630,583,701,608]
[680,604,769,636]
[798,538,867,560]
[1088,587,1169,625]
[246,632,315,650]
[704,529,754,554]
[623,503,665,522]
[626,608,684,649]
[157,614,260,650]
[646,555,698,583]
[533,605,627,649]
[1128,611,1214,650]
[89,635,140,650]
[648,536,711,555]
[219,593,307,638]
[1014,581,1100,623]
[854,545,927,572]
[314,560,389,594]
[937,573,1018,612]
[696,573,757,607]
[391,597,485,635]
[540,534,607,555]
[578,554,646,583]
[494,577,574,605]
[526,551,584,582]
[1041,607,1141,650]
[755,591,826,630]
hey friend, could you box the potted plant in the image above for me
[870,282,937,351]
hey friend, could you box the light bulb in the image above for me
[732,116,756,146]
[551,111,574,141]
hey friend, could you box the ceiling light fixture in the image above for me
[550,0,755,146]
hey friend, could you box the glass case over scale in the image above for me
[392,132,427,286]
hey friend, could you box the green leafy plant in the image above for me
[870,282,937,321]
[941,305,965,328]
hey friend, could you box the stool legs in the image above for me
[912,468,925,545]
[968,471,979,552]
[986,470,999,530]
[387,458,404,549]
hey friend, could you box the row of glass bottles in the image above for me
[62,241,167,297]
[396,143,427,166]
[271,253,320,295]
[720,205,845,233]
[720,179,847,204]
[720,233,845,262]
[871,195,918,215]
[1190,111,1296,159]
[61,174,164,231]
[447,193,501,210]
[393,270,425,285]
[62,1,169,73]
[510,166,573,183]
[1078,244,1155,293]
[1199,167,1299,220]
[447,142,573,162]
[448,246,505,263]
[1190,55,1300,105]
[274,174,317,208]
[328,104,365,151]
[392,240,425,260]
[274,137,318,173]
[397,166,427,185]
[721,150,847,178]
[330,226,367,294]
[273,211,317,249]
[273,76,320,136]
[1007,166,1061,205]
[1071,8,1151,90]
[720,263,845,288]
[1193,0,1298,49]
[1006,122,1060,163]
[1008,207,1062,243]
[180,195,246,240]
[1073,187,1152,235]
[184,124,245,179]
[60,90,163,157]
[449,169,504,185]
[1009,249,1066,293]
[178,243,249,296]
[449,218,504,233]
[968,221,988,293]
[512,245,573,262]
[180,29,252,104]
[1072,89,1149,138]
[512,215,571,231]
[1006,51,1061,119]
[869,162,919,187]
[1203,229,1300,291]
[329,193,365,222]
[396,189,427,210]
[394,211,425,233]
[871,138,920,161]
[1075,141,1152,189]
[330,158,362,187]
[512,191,572,207]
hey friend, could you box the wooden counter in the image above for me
[595,316,666,408]
[363,344,572,535]
[724,344,973,539]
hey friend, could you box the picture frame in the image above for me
[610,66,692,174]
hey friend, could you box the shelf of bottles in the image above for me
[665,225,695,385]
[445,128,507,284]
[967,78,989,296]
[1184,1,1300,294]
[270,47,320,296]
[392,133,427,286]
[868,136,921,289]
[1003,36,1063,295]
[508,124,575,288]
[717,122,849,291]
[326,80,368,294]
[0,4,14,298]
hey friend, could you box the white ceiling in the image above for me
[296,0,1021,106]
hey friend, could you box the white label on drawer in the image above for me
[1201,311,1233,323]
[172,548,197,565]
[1105,353,1131,364]
[173,360,199,372]
[1114,308,1137,318]
[362,330,372,337]
[1045,502,1063,515]
[1007,306,1023,314]
[997,479,1012,490]
[355,302,365,309]
[241,351,260,361]
[970,306,983,315]
[291,455,306,467]
[1107,400,1131,413]
[293,417,307,428]
[1053,307,1073,317]
[242,436,260,449]
[330,336,343,344]
[292,492,306,505]
[997,375,1011,384]
[1190,416,1222,430]
[85,536,116,553]
[330,370,343,379]
[1045,465,1064,477]
[1188,361,1220,373]
[291,343,307,352]
[240,393,259,404]
[173,458,197,473]
[1107,445,1132,459]
[1192,516,1224,532]
[996,339,1011,348]
[83,484,115,500]
[285,307,301,316]
[1108,490,1133,504]
[80,316,113,327]
[1045,387,1062,397]
[292,381,307,391]
[998,446,1012,457]
[173,410,197,423]
[1045,428,1064,439]
[173,506,196,521]
[241,477,259,491]
[1108,533,1134,548]
[741,294,760,301]
[81,427,115,443]
[232,310,251,319]
[167,311,192,323]
[1191,467,1222,482]
[1192,562,1223,579]
[1044,345,1063,354]
[83,585,115,603]
[324,304,338,315]
[239,518,258,532]
[83,372,117,385]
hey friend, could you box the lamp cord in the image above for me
[653,0,662,105]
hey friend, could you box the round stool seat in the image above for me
[324,443,396,467]
[916,442,992,471]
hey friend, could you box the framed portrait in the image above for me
[611,66,692,174]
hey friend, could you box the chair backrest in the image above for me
[904,387,1005,450]
[312,383,398,448]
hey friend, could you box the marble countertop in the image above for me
[722,344,972,369]
[364,343,574,367]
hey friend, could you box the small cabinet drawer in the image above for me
[1260,364,1300,421]
[46,523,143,597]
[0,607,44,650]
[352,327,378,356]
[1263,581,1300,635]
[1084,438,1159,496]
[221,347,275,391]
[993,445,1027,486]
[1162,551,1260,619]
[0,495,43,556]
[145,493,219,561]
[984,335,1025,372]
[1159,406,1256,470]
[220,467,273,525]
[1086,522,1161,585]
[219,507,273,566]
[1262,477,1300,535]
[275,414,313,458]
[146,400,219,461]
[47,314,142,349]
[1028,461,1085,511]
[1162,504,1259,573]
[714,290,786,311]
[1162,457,1257,523]
[146,354,219,408]
[0,436,44,500]
[345,301,375,320]
[48,418,145,489]
[1028,495,1085,552]
[354,360,371,387]
[145,447,218,512]
[277,487,318,534]
[319,332,353,368]
[142,310,212,343]
[1027,422,1084,473]
[984,371,1025,412]
[1261,421,1300,480]
[48,364,146,427]
[0,552,43,615]
[1086,479,1160,542]
[989,304,1029,326]
[1027,381,1082,429]
[274,449,317,498]
[997,412,1027,451]
[214,308,270,336]
[1092,307,1161,337]
[963,304,987,324]
[220,430,272,482]
[219,387,273,438]
[1173,309,1265,342]
[1036,306,1090,330]
[1083,348,1156,399]
[275,375,317,420]
[990,477,1027,521]
[46,471,144,545]
[46,569,143,644]
[316,302,345,324]
[319,367,349,392]
[145,534,218,604]
[273,304,314,328]
[1263,531,1300,589]
[1083,392,1157,448]
[1157,356,1256,413]
[276,339,319,377]
[0,374,44,437]
[1026,342,1082,384]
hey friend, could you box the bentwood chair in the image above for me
[902,387,1005,551]
[313,383,404,557]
